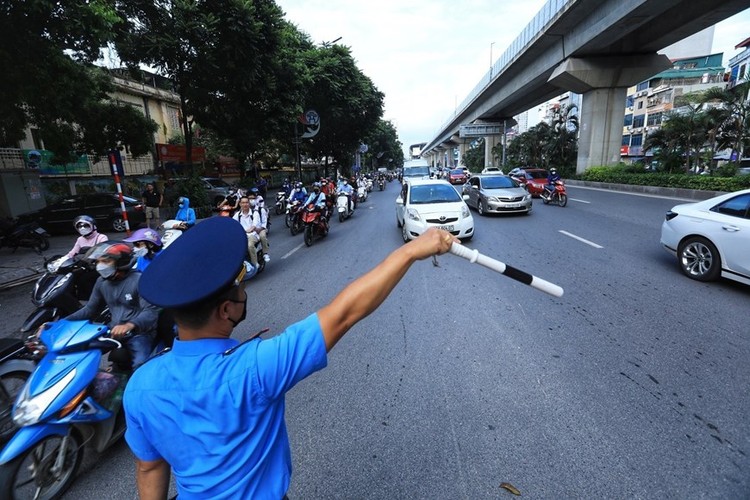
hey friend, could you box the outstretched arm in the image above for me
[317,228,457,352]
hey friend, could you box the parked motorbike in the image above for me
[302,204,328,247]
[20,254,106,335]
[337,193,354,223]
[0,339,37,445]
[0,320,131,498]
[0,218,50,254]
[541,180,568,207]
[160,219,187,249]
[286,201,304,236]
[274,192,287,215]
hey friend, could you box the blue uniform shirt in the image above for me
[124,313,328,499]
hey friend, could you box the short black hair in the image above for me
[169,285,241,329]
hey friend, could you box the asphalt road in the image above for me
[1,180,748,499]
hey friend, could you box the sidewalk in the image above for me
[0,231,126,291]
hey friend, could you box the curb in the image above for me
[566,180,727,201]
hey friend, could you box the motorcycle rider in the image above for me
[543,168,561,199]
[65,242,158,370]
[65,215,109,259]
[288,182,307,205]
[305,182,327,212]
[338,178,355,213]
[174,196,196,230]
[233,196,269,273]
[123,228,163,273]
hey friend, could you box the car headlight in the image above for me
[406,208,421,222]
[13,368,77,427]
[461,205,470,218]
[488,196,499,202]
[525,194,531,201]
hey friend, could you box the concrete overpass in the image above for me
[421,0,750,173]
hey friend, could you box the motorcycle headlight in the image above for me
[13,368,77,427]
[461,205,470,218]
[406,208,421,222]
[42,272,72,301]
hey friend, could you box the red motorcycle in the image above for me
[541,180,568,207]
[302,203,328,246]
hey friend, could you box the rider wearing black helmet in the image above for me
[65,241,159,370]
[543,168,562,199]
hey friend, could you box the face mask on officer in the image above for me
[227,288,247,327]
[96,261,116,279]
[178,198,185,208]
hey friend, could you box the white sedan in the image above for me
[660,188,750,285]
[396,178,474,242]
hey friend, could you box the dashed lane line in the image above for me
[558,230,603,249]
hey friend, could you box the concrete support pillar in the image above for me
[458,141,468,166]
[577,87,628,173]
[446,146,455,168]
[484,136,499,167]
[548,54,671,173]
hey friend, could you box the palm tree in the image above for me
[703,81,750,164]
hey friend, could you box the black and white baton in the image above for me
[449,243,564,297]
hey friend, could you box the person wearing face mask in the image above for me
[65,242,159,370]
[174,196,196,230]
[123,217,457,499]
[65,215,109,259]
[123,228,164,272]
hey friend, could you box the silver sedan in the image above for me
[462,174,532,215]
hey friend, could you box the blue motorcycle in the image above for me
[0,320,131,499]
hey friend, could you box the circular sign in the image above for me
[304,110,320,126]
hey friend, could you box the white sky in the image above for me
[276,1,750,158]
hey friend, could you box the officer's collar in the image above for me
[171,337,239,355]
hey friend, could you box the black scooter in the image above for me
[20,254,108,334]
[0,218,49,254]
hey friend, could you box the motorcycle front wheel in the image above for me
[557,194,568,207]
[0,370,31,443]
[304,225,313,247]
[339,211,344,223]
[291,218,303,236]
[275,204,284,216]
[0,432,83,500]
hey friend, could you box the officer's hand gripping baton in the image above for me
[449,243,564,297]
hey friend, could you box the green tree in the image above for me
[463,138,485,171]
[0,0,156,159]
[703,82,750,165]
[114,0,305,168]
[546,103,579,171]
[298,43,385,178]
[363,120,403,171]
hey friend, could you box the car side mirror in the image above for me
[462,194,470,201]
[396,197,403,205]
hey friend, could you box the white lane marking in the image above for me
[559,230,603,249]
[281,242,305,259]
[569,198,590,203]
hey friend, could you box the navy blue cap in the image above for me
[139,217,247,308]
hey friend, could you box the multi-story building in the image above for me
[621,53,726,162]
[0,69,183,216]
[727,36,750,90]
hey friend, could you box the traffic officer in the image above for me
[123,216,457,499]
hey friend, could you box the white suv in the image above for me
[395,178,474,242]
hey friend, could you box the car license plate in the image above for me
[436,225,454,231]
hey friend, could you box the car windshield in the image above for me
[409,184,462,204]
[450,169,464,175]
[528,170,548,179]
[404,167,430,177]
[482,176,515,189]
